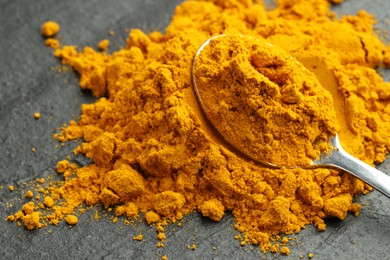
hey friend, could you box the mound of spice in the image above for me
[7,0,390,255]
[193,35,337,166]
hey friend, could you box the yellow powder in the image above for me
[115,205,125,216]
[41,21,60,37]
[133,233,143,241]
[6,215,15,222]
[22,202,35,215]
[7,210,24,222]
[280,246,290,255]
[323,194,353,220]
[152,191,186,217]
[99,188,120,208]
[21,212,41,230]
[98,39,110,51]
[156,225,164,233]
[270,244,279,253]
[15,211,24,220]
[104,165,145,201]
[65,215,78,225]
[145,211,161,225]
[157,232,166,241]
[56,160,69,173]
[45,38,60,49]
[44,196,55,208]
[34,112,41,119]
[24,190,33,198]
[114,202,138,218]
[7,0,390,256]
[194,35,336,166]
[199,198,225,222]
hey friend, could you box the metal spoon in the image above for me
[192,35,390,198]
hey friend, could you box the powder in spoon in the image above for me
[6,0,390,256]
[193,35,337,166]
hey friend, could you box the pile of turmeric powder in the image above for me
[193,35,337,166]
[7,0,390,255]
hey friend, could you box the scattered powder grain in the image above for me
[44,196,55,208]
[98,39,110,51]
[45,38,60,49]
[65,215,78,225]
[33,112,41,119]
[157,232,166,241]
[24,190,33,199]
[280,246,290,255]
[133,233,143,241]
[41,21,60,37]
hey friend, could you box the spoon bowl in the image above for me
[192,34,390,198]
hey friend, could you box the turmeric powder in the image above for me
[193,35,337,166]
[41,21,60,37]
[33,112,41,119]
[7,0,390,256]
[98,39,110,51]
[65,215,78,225]
[21,212,41,230]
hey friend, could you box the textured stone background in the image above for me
[0,0,389,259]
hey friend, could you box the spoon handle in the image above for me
[313,135,390,198]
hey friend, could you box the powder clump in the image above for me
[104,165,145,201]
[152,191,186,217]
[115,202,138,219]
[98,39,110,51]
[323,194,353,220]
[24,190,33,198]
[22,202,35,215]
[22,212,41,230]
[44,196,55,208]
[65,215,78,225]
[56,160,70,173]
[145,211,161,225]
[41,21,60,37]
[199,198,225,221]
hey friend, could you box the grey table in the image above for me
[1,0,389,259]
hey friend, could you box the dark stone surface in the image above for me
[0,0,389,259]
